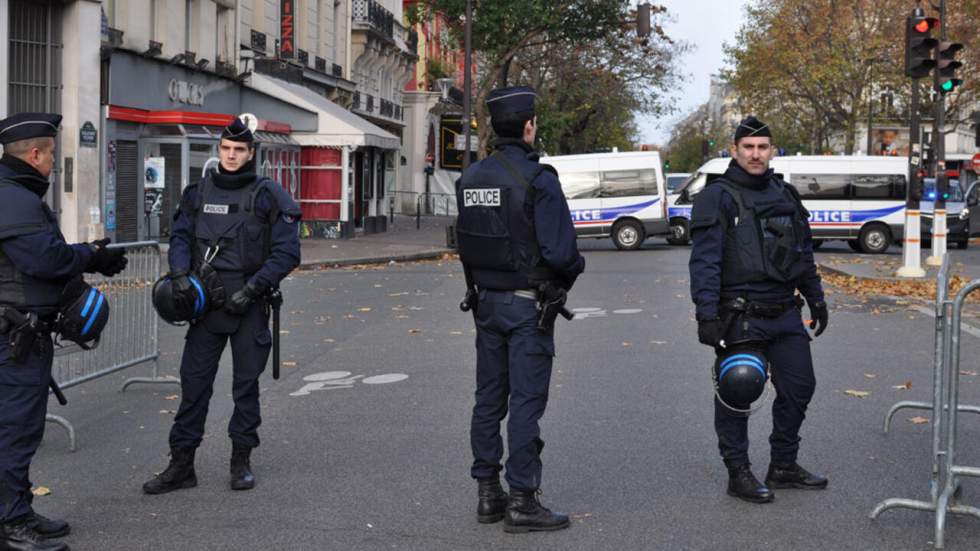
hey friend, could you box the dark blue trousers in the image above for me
[714,307,816,468]
[0,334,52,523]
[169,301,271,449]
[470,290,555,492]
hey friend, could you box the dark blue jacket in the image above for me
[689,161,823,320]
[466,139,586,288]
[168,173,301,291]
[0,161,93,313]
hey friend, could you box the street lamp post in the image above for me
[462,0,472,170]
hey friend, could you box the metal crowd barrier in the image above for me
[871,255,980,548]
[46,241,179,451]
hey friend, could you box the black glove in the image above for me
[224,281,264,316]
[87,238,128,276]
[697,317,726,347]
[808,299,828,337]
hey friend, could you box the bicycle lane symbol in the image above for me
[289,371,409,397]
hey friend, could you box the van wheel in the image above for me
[847,240,862,252]
[956,239,969,250]
[612,219,644,250]
[667,219,690,245]
[858,224,891,254]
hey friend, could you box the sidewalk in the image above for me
[816,246,980,282]
[298,214,455,269]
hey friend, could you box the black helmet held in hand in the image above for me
[713,344,769,415]
[56,276,110,348]
[152,271,208,325]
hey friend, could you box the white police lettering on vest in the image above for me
[463,189,502,208]
[808,210,851,223]
[203,204,230,215]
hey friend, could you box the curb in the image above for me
[817,262,937,283]
[299,248,454,270]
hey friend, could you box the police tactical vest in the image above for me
[191,175,273,275]
[0,181,67,313]
[715,179,809,286]
[455,151,556,290]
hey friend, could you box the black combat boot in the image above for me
[503,489,570,533]
[0,515,69,551]
[23,509,69,539]
[142,446,198,495]
[230,443,255,491]
[727,464,774,503]
[476,477,508,524]
[765,462,828,490]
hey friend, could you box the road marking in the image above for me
[290,371,409,397]
[612,309,643,314]
[909,305,980,339]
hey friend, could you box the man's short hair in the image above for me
[2,137,53,158]
[492,113,534,139]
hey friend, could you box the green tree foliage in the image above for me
[410,0,685,155]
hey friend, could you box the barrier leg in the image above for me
[121,359,180,392]
[884,401,932,433]
[45,414,76,453]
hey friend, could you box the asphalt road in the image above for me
[29,237,980,550]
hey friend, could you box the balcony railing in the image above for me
[353,0,394,41]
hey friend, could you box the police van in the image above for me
[544,151,669,250]
[671,156,914,253]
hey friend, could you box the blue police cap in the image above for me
[486,86,537,122]
[221,117,254,143]
[0,112,61,145]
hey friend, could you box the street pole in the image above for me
[462,0,472,170]
[867,64,874,155]
[898,77,926,277]
[927,0,947,266]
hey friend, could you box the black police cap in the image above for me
[487,86,536,122]
[734,116,772,142]
[0,112,61,145]
[221,117,254,143]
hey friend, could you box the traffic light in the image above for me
[935,40,963,94]
[701,139,709,158]
[910,173,924,201]
[664,158,671,170]
[905,13,938,78]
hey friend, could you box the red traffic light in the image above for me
[914,19,930,33]
[912,17,938,33]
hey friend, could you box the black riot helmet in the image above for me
[56,277,110,349]
[713,345,769,415]
[152,272,207,325]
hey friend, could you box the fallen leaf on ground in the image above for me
[961,370,978,376]
[31,486,50,497]
[159,410,176,414]
[164,395,178,400]
[450,331,463,335]
[282,361,297,367]
[864,373,877,379]
[408,329,422,335]
[844,389,871,398]
[892,381,913,390]
[357,307,372,312]
[622,342,632,347]
[909,416,929,425]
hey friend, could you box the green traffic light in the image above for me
[942,80,954,91]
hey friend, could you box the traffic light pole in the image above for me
[899,78,926,277]
[462,0,472,170]
[927,0,948,266]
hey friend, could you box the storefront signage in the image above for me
[281,0,295,59]
[79,121,97,148]
[440,116,477,170]
[168,79,206,106]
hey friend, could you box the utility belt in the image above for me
[0,306,53,363]
[720,295,803,319]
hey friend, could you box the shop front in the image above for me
[103,50,313,242]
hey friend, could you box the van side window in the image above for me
[560,171,601,200]
[791,174,849,200]
[851,174,905,199]
[600,169,657,198]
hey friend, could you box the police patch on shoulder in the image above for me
[203,204,229,215]
[463,188,501,207]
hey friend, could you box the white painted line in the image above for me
[909,305,980,339]
[362,374,409,384]
[304,371,353,382]
[571,307,602,313]
[612,309,643,314]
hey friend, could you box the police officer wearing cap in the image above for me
[689,116,829,504]
[143,117,300,495]
[0,113,127,551]
[455,86,585,533]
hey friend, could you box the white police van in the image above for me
[545,151,669,250]
[671,156,912,253]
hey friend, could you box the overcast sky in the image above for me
[637,0,752,146]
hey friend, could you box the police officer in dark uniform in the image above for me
[0,113,127,551]
[689,116,829,504]
[455,86,585,533]
[143,118,301,494]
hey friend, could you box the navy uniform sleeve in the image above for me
[531,169,585,288]
[248,184,301,291]
[790,194,824,304]
[0,184,93,279]
[168,184,198,274]
[688,186,736,320]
